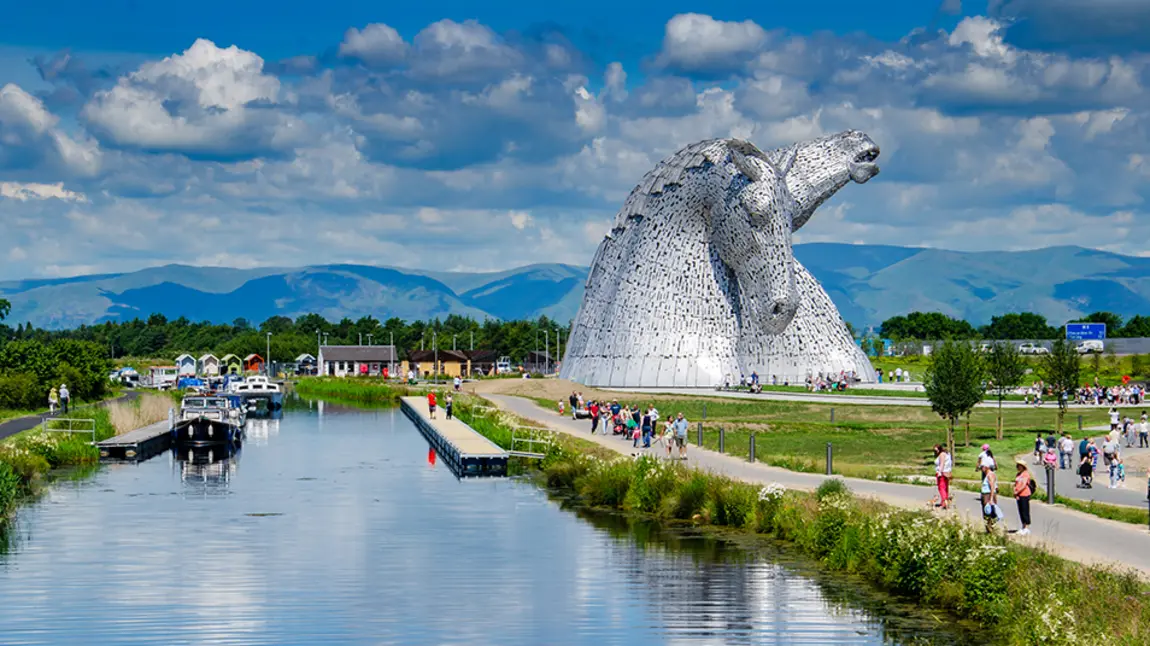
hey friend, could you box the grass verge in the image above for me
[458,398,1148,645]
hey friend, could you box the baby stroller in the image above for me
[612,416,626,436]
[1078,458,1093,488]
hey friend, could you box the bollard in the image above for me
[1046,464,1055,505]
[719,426,725,454]
[1077,415,1083,431]
[697,422,703,447]
[826,442,833,475]
[749,433,756,463]
[830,407,835,423]
[702,403,707,420]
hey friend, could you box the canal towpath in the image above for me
[0,391,141,442]
[487,394,1150,577]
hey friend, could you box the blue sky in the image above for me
[1,0,1149,279]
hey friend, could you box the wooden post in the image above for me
[964,413,970,447]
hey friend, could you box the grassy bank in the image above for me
[0,394,171,523]
[457,400,1147,645]
[294,377,412,405]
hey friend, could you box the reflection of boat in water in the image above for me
[173,395,245,446]
[176,444,239,486]
[242,417,280,446]
[228,376,284,414]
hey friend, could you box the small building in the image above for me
[244,354,265,373]
[295,353,317,376]
[149,365,178,388]
[318,345,398,377]
[198,353,220,377]
[524,351,553,374]
[405,349,471,378]
[175,354,196,377]
[220,354,243,375]
[462,350,498,376]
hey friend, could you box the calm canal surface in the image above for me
[0,402,981,645]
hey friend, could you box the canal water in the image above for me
[0,403,981,645]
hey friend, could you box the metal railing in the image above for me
[509,428,553,459]
[41,417,97,442]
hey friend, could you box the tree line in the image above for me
[876,311,1150,341]
[0,311,573,366]
[924,338,1082,457]
[0,300,112,410]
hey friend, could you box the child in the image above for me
[664,421,675,457]
[558,400,565,416]
[1034,433,1044,465]
[627,416,640,447]
[1117,459,1126,485]
[1043,446,1057,470]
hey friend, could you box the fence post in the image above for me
[749,433,756,463]
[696,422,702,447]
[826,442,833,475]
[1046,464,1055,505]
[719,427,725,454]
[830,407,835,423]
[1077,415,1083,431]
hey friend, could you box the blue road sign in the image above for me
[1066,323,1106,341]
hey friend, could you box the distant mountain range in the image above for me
[3,244,1149,331]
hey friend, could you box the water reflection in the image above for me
[174,444,240,492]
[0,406,982,645]
[243,417,281,446]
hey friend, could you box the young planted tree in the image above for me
[1039,339,1081,432]
[924,339,985,457]
[984,341,1026,440]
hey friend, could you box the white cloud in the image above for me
[339,23,408,67]
[508,210,533,230]
[82,39,303,159]
[0,181,86,201]
[657,14,768,72]
[0,83,101,177]
[948,17,1014,60]
[410,20,521,79]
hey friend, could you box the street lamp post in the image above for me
[266,332,272,377]
[545,330,550,375]
[367,334,373,346]
[433,330,439,380]
[389,331,394,379]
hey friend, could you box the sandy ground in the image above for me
[467,377,661,404]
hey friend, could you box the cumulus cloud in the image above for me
[991,0,1150,54]
[2,10,1150,280]
[0,83,101,178]
[339,23,408,67]
[657,14,769,74]
[81,39,305,160]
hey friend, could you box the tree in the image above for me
[979,312,1058,340]
[1121,315,1150,338]
[1039,339,1081,432]
[924,339,985,456]
[878,311,977,341]
[984,341,1026,440]
[0,298,9,322]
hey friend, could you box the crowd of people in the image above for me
[934,443,1035,535]
[563,393,692,460]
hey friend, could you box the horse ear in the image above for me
[728,139,776,182]
[778,146,798,177]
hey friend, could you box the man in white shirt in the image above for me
[453,375,462,392]
[1059,434,1075,470]
[1109,407,1120,431]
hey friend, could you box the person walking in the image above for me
[1059,434,1074,470]
[641,410,653,449]
[1109,406,1120,432]
[428,391,437,419]
[589,401,600,434]
[1033,433,1044,465]
[673,413,689,460]
[981,464,999,533]
[1103,435,1121,488]
[48,386,59,415]
[663,420,675,458]
[453,375,461,392]
[1013,461,1033,536]
[1140,412,1149,448]
[933,444,952,509]
[444,393,454,420]
[58,383,70,414]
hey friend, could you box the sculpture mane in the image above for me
[561,131,880,388]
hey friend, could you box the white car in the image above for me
[1075,340,1104,354]
[1018,343,1050,355]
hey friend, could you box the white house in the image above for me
[175,354,197,377]
[317,345,397,377]
[198,354,220,377]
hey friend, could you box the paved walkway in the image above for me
[487,394,1150,577]
[1017,425,1150,507]
[0,391,139,442]
[615,386,1140,410]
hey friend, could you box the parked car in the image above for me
[496,356,513,374]
[1018,343,1049,355]
[1075,340,1104,354]
[978,342,994,353]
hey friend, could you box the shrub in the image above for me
[707,480,756,528]
[623,456,680,513]
[0,463,23,515]
[576,459,632,508]
[815,477,851,501]
[665,472,708,520]
[0,373,41,410]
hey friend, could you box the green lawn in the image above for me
[553,394,1140,481]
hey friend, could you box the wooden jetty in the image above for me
[96,420,172,461]
[400,397,509,476]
